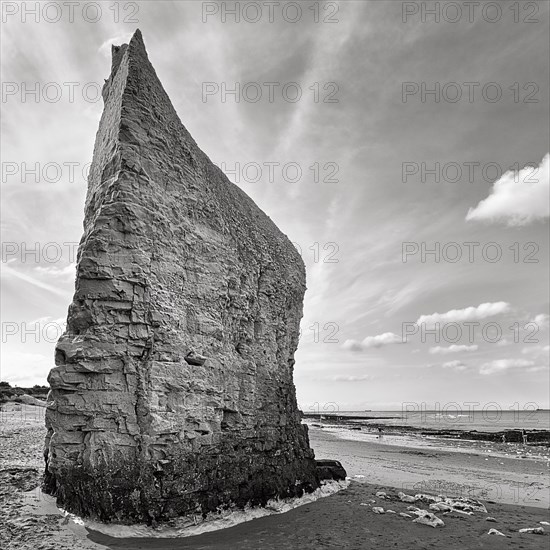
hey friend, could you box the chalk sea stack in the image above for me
[43,29,322,523]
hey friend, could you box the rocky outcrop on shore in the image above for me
[315,460,347,481]
[43,29,319,523]
[435,429,550,445]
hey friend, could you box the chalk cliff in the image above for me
[43,29,319,523]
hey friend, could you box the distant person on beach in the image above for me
[522,429,528,445]
[501,434,506,444]
[377,427,384,439]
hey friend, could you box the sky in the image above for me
[1,0,549,412]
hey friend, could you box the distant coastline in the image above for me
[303,411,550,445]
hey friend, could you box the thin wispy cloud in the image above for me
[330,374,372,382]
[34,263,76,281]
[442,360,467,371]
[342,332,403,352]
[522,345,550,356]
[417,302,511,327]
[2,262,68,297]
[429,345,478,355]
[479,359,535,375]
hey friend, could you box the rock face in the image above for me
[43,29,319,523]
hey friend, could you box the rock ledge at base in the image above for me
[315,460,347,481]
[43,29,320,523]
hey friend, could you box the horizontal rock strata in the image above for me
[43,29,319,523]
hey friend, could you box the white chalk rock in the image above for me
[399,512,412,518]
[398,492,417,503]
[430,503,452,513]
[412,511,445,528]
[540,521,550,526]
[386,509,396,514]
[488,528,506,536]
[445,497,486,514]
[519,527,544,534]
[372,507,385,514]
[486,517,497,522]
[447,507,473,516]
[375,491,387,499]
[414,493,441,503]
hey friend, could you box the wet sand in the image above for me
[1,404,549,549]
[308,425,550,508]
[86,483,550,549]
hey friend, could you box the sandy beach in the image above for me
[308,423,550,508]
[1,403,549,549]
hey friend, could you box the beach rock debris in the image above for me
[518,527,545,534]
[429,502,452,513]
[42,29,321,523]
[487,528,507,537]
[411,510,445,528]
[399,492,486,514]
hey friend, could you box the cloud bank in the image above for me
[466,154,549,226]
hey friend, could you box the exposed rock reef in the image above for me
[43,29,321,523]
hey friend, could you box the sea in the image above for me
[305,409,550,433]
